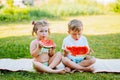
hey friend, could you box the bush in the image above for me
[113,0,120,13]
[0,14,30,22]
[0,0,106,23]
[28,8,55,19]
[40,3,103,17]
[0,4,4,9]
[0,7,55,23]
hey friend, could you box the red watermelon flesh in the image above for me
[66,46,89,56]
[39,39,55,48]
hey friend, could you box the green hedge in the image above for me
[0,8,55,23]
[1,0,120,23]
[113,0,120,13]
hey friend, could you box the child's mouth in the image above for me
[42,36,46,39]
[75,39,78,40]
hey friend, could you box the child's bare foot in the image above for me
[57,68,66,74]
[70,69,77,73]
[65,67,71,73]
[65,67,79,73]
[76,70,83,73]
[69,69,83,73]
[84,66,94,72]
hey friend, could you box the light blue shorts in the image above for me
[68,54,85,63]
[42,62,49,66]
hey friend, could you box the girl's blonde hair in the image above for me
[68,19,83,32]
[32,20,50,36]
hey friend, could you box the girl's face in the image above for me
[36,26,49,40]
[68,30,82,40]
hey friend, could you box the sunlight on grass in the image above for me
[0,24,32,38]
[0,15,120,38]
[65,15,120,35]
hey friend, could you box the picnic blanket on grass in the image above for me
[0,58,120,73]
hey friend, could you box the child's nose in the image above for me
[43,32,46,35]
[76,35,79,40]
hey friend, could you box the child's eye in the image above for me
[45,30,48,32]
[72,34,81,36]
[72,34,77,35]
[40,30,43,32]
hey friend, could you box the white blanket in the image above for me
[0,58,120,73]
[92,58,120,73]
[0,59,35,72]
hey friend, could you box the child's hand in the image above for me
[65,47,70,53]
[49,47,55,57]
[37,41,43,49]
[51,43,56,49]
[87,49,94,55]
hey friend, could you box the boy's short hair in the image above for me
[68,19,83,32]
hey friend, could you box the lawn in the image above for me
[0,15,120,80]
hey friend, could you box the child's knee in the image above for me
[62,57,68,63]
[91,57,96,64]
[56,52,62,57]
[85,56,96,64]
[89,57,96,64]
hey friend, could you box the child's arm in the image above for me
[30,41,42,57]
[63,50,69,57]
[88,48,94,55]
[49,42,56,57]
[49,47,55,57]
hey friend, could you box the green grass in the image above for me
[0,33,120,80]
[0,33,120,59]
[0,71,120,80]
[0,15,120,80]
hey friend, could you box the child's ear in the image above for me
[35,32,38,35]
[68,30,70,34]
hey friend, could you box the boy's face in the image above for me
[68,30,82,40]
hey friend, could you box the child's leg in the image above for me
[33,61,65,74]
[78,56,96,67]
[48,52,62,69]
[62,57,93,71]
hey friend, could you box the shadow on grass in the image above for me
[0,33,120,59]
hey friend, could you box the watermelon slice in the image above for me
[66,46,89,56]
[39,39,55,48]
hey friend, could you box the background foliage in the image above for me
[0,0,120,23]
